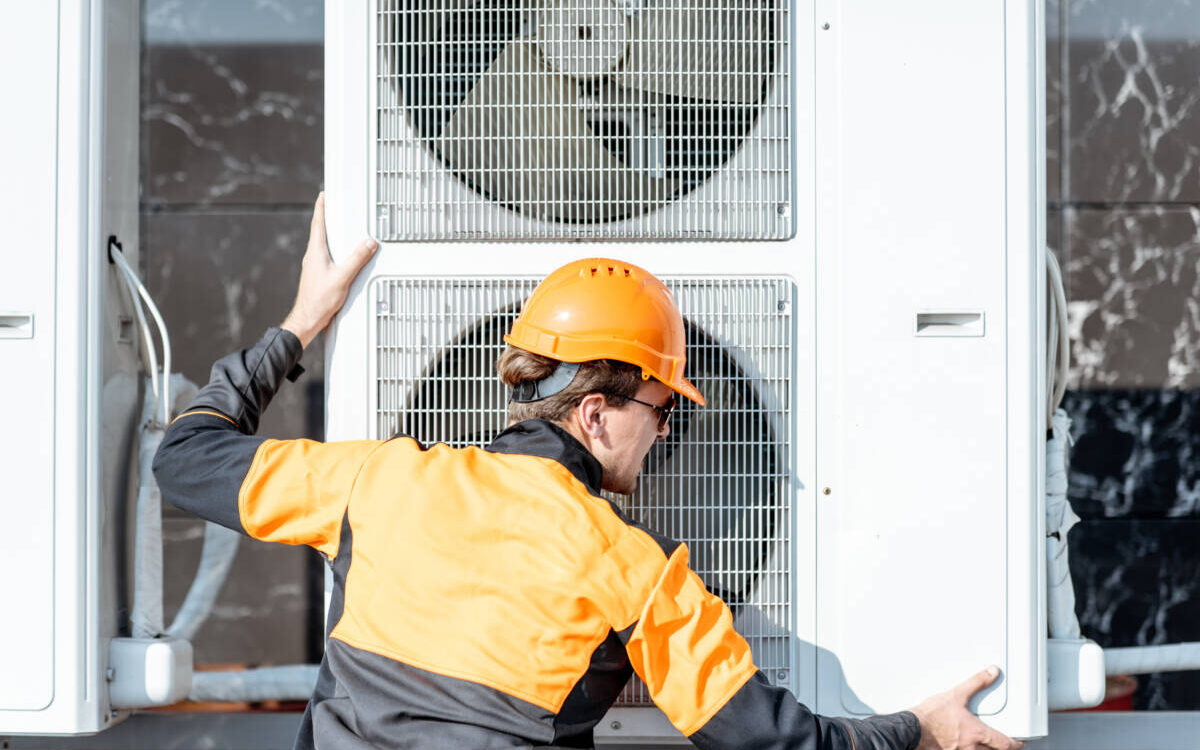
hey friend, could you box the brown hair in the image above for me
[496,345,644,424]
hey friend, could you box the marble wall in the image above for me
[1049,0,1200,710]
[140,0,1200,709]
[142,0,326,669]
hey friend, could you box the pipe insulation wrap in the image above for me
[1046,408,1081,640]
[166,522,241,641]
[1105,643,1200,675]
[131,383,166,639]
[131,375,201,640]
[189,665,320,703]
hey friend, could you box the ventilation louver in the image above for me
[375,0,792,239]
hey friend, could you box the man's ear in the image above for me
[574,393,608,439]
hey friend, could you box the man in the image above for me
[154,195,1023,750]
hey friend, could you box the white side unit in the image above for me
[325,0,1045,741]
[0,0,142,736]
[812,0,1046,737]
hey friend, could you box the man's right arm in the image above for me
[152,327,382,558]
[153,191,383,556]
[152,326,302,532]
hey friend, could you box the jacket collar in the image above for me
[486,419,604,496]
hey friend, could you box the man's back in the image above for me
[157,349,755,749]
[301,422,681,748]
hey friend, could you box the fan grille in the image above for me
[372,276,795,704]
[374,0,792,239]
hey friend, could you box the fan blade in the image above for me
[439,41,677,224]
[618,0,775,104]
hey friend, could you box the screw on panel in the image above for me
[822,22,831,30]
[610,720,622,730]
[777,299,790,314]
[377,300,390,314]
[823,487,831,495]
[776,670,789,683]
[776,203,789,216]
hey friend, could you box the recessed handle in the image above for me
[915,311,984,337]
[0,313,34,339]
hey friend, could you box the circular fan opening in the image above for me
[384,0,779,224]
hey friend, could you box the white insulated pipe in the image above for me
[1045,408,1081,640]
[165,521,242,642]
[130,384,166,639]
[1105,644,1200,676]
[190,665,320,703]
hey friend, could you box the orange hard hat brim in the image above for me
[671,377,706,407]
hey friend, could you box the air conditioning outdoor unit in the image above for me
[0,0,149,735]
[324,0,1046,741]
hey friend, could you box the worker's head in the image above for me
[498,258,703,494]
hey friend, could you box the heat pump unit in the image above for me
[326,0,1046,740]
[0,0,145,736]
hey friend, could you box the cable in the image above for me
[109,238,177,640]
[110,241,172,425]
[1045,248,1070,424]
[112,247,160,403]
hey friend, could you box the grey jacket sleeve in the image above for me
[152,327,304,532]
[689,671,922,750]
[184,326,305,434]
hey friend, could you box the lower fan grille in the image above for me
[374,0,792,240]
[372,276,795,704]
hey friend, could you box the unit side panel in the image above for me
[0,0,60,713]
[815,0,1010,718]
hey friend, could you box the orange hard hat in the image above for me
[505,258,705,406]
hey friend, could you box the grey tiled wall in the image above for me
[140,0,1200,709]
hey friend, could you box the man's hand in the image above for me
[281,192,379,348]
[909,666,1024,750]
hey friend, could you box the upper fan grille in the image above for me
[374,0,792,240]
[371,275,796,703]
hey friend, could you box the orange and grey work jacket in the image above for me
[153,328,922,750]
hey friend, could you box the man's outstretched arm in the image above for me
[153,193,380,554]
[625,544,1023,750]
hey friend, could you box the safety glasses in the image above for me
[608,392,677,430]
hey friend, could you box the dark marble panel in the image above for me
[1048,206,1065,261]
[1064,0,1200,203]
[1046,0,1064,205]
[1064,207,1200,389]
[141,43,323,206]
[142,210,326,441]
[162,516,318,666]
[1064,389,1200,519]
[1069,519,1200,709]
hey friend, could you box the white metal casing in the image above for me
[0,0,141,735]
[325,0,1046,741]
